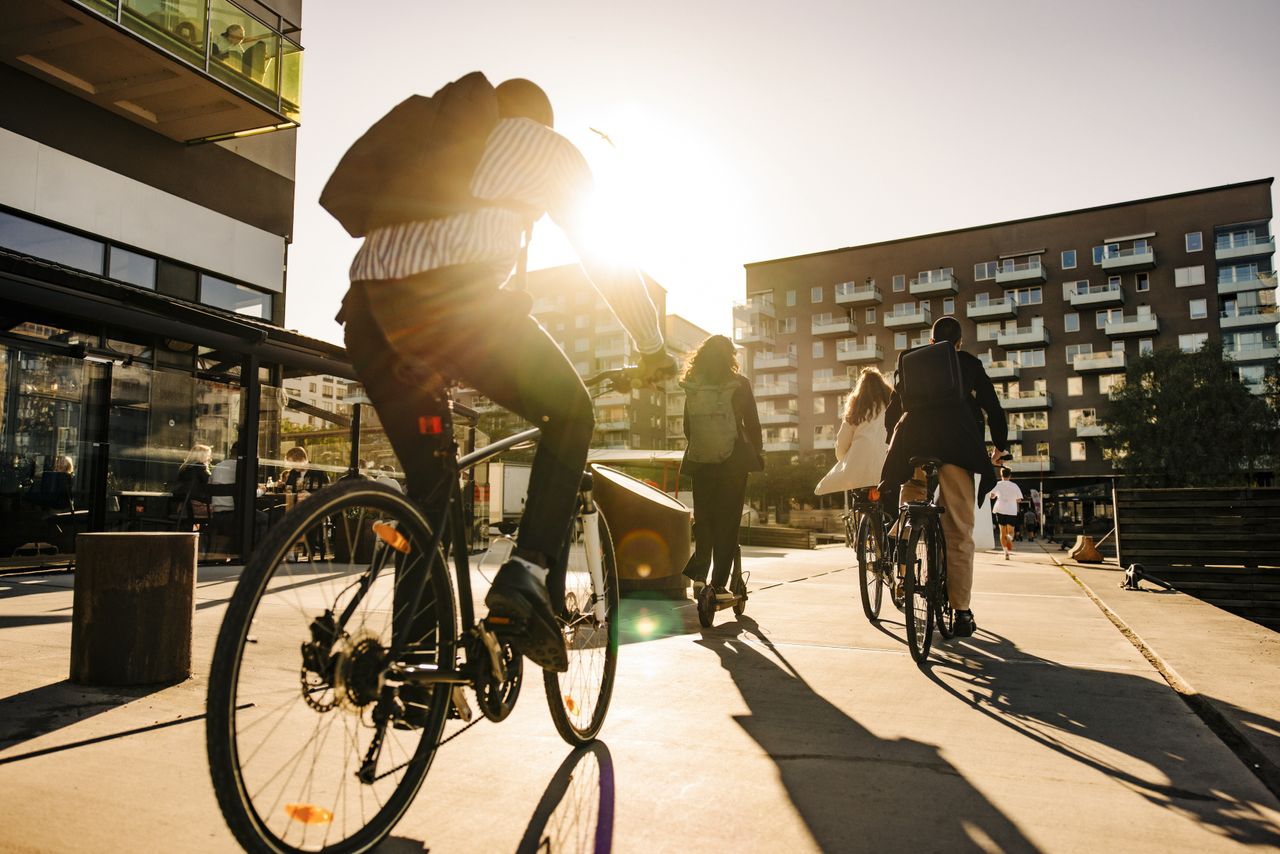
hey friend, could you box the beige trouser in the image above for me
[898,464,976,610]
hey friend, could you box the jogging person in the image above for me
[988,468,1024,559]
[880,316,1007,637]
[337,77,675,672]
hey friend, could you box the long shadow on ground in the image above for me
[697,616,1040,852]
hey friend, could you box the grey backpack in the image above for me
[682,380,740,464]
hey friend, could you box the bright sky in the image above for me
[285,0,1280,346]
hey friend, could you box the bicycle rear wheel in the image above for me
[856,511,884,622]
[903,520,937,664]
[544,509,619,745]
[207,479,457,854]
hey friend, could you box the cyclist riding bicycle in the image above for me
[880,316,1008,637]
[337,75,675,672]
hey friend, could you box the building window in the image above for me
[575,315,590,328]
[1178,332,1208,352]
[308,382,317,394]
[1138,337,1153,355]
[107,246,157,289]
[1099,373,1124,395]
[975,321,1001,342]
[1009,286,1042,306]
[865,307,877,324]
[811,286,823,303]
[1061,249,1077,270]
[943,297,955,316]
[892,274,906,292]
[1015,348,1045,368]
[1064,312,1080,333]
[779,317,797,333]
[812,341,824,358]
[1107,275,1122,289]
[813,397,827,415]
[786,290,796,307]
[974,261,998,281]
[894,332,907,349]
[1185,231,1202,252]
[575,338,590,352]
[1174,265,1205,287]
[200,275,272,319]
[0,210,105,274]
[1070,441,1087,462]
[1189,298,1207,320]
[1067,376,1083,396]
[1066,343,1093,361]
[1136,272,1149,292]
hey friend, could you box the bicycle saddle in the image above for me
[908,455,943,469]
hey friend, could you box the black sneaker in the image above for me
[712,585,735,602]
[682,562,706,584]
[952,610,977,638]
[485,560,568,672]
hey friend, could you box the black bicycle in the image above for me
[891,456,953,663]
[206,369,640,854]
[847,486,897,622]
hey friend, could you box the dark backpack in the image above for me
[320,72,501,238]
[682,379,741,464]
[896,341,966,412]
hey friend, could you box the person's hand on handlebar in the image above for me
[637,349,678,388]
[990,447,1005,465]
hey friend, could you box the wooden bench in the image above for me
[1114,487,1280,631]
[739,524,814,549]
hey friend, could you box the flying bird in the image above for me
[589,127,616,148]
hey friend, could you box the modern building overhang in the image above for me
[0,249,351,379]
[0,0,300,143]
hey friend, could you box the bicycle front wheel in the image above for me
[934,538,955,639]
[207,479,457,854]
[903,520,937,664]
[544,509,619,745]
[856,512,884,622]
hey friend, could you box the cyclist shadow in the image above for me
[696,616,1040,853]
[925,630,1280,846]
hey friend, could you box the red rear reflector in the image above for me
[418,415,443,435]
[869,487,880,502]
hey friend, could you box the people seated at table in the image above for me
[281,446,329,494]
[211,442,268,551]
[173,444,214,526]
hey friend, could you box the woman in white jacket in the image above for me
[815,368,893,498]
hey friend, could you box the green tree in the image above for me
[1100,341,1272,486]
[746,453,831,517]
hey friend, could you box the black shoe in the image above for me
[952,610,977,638]
[485,560,567,672]
[682,563,706,584]
[712,585,735,602]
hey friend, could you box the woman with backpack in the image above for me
[814,368,893,501]
[679,335,763,601]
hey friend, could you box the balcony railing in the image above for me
[10,0,305,141]
[1067,282,1124,308]
[1220,304,1279,329]
[1103,313,1159,337]
[1101,245,1156,271]
[909,270,958,296]
[763,440,801,452]
[734,326,776,346]
[595,391,630,407]
[997,390,1053,410]
[813,436,837,450]
[984,360,1020,380]
[1005,455,1055,473]
[1217,271,1272,295]
[995,258,1047,285]
[813,374,855,392]
[996,323,1050,348]
[883,305,932,329]
[595,420,630,432]
[1073,350,1127,372]
[754,381,800,398]
[753,352,798,370]
[1215,233,1276,262]
[835,341,884,363]
[834,282,883,305]
[733,297,777,320]
[759,411,800,426]
[1225,341,1280,362]
[966,297,1018,320]
[986,426,1022,443]
[811,316,856,336]
[1073,418,1105,438]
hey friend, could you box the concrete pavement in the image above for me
[1,540,1279,852]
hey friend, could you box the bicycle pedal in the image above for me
[484,615,528,636]
[450,685,473,723]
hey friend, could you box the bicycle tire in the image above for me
[903,520,937,664]
[207,479,457,854]
[856,511,884,622]
[544,509,619,745]
[934,535,955,639]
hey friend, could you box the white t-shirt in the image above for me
[989,480,1024,516]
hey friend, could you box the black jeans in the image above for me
[341,268,593,576]
[686,464,748,588]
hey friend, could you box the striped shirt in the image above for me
[349,117,664,354]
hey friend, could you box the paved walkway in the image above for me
[1,541,1278,852]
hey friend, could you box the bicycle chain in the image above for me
[369,714,484,783]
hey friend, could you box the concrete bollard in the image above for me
[70,532,198,685]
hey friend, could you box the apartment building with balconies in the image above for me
[742,179,1275,489]
[456,264,695,452]
[0,1,354,564]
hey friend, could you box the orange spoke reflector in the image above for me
[868,487,880,502]
[284,803,333,825]
[372,521,411,554]
[564,695,577,715]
